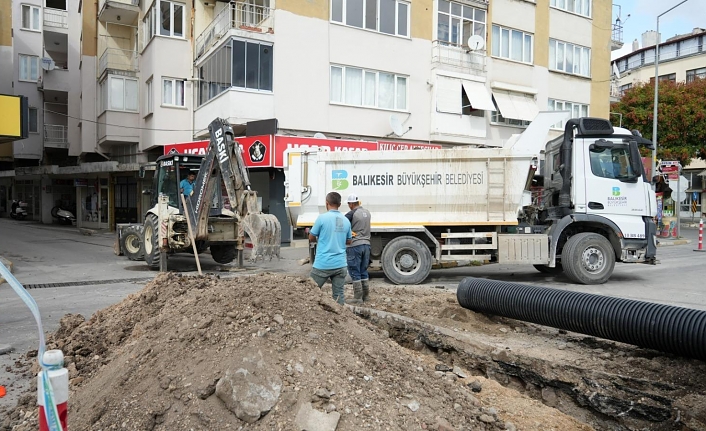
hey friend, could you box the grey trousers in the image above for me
[310,267,347,305]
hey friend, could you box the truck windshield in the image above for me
[589,145,635,180]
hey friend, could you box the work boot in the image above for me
[346,281,363,304]
[361,279,370,302]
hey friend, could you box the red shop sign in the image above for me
[162,135,273,168]
[273,135,378,167]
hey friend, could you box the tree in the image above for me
[611,77,706,166]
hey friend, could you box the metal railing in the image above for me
[44,124,68,147]
[98,48,138,77]
[431,40,487,75]
[44,8,68,29]
[611,21,623,45]
[195,2,274,60]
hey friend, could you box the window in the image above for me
[21,5,41,30]
[549,39,591,77]
[232,39,273,91]
[162,78,185,106]
[146,79,153,114]
[19,55,40,81]
[548,99,588,129]
[101,76,138,112]
[491,107,529,127]
[331,0,410,37]
[619,83,632,96]
[589,145,635,180]
[649,73,677,84]
[330,65,407,110]
[437,0,486,47]
[198,43,232,106]
[687,67,706,83]
[144,0,184,43]
[28,108,38,133]
[491,25,533,63]
[550,0,591,17]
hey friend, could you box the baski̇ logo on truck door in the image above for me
[332,170,349,191]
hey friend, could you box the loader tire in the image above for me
[120,225,144,261]
[562,233,615,285]
[143,214,161,269]
[210,244,237,264]
[381,236,432,285]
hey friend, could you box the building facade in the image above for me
[610,27,706,218]
[1,0,619,236]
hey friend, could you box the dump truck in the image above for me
[117,118,281,268]
[283,112,657,285]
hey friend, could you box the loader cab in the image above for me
[151,154,205,212]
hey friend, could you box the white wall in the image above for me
[0,46,13,95]
[67,1,82,156]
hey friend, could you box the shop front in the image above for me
[74,177,110,230]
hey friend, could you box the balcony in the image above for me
[99,48,138,79]
[611,20,624,51]
[195,2,274,60]
[432,41,487,77]
[44,124,69,149]
[44,8,68,30]
[98,0,140,25]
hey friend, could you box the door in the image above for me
[114,176,138,224]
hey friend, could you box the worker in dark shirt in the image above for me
[344,193,372,304]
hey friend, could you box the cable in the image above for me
[43,109,197,132]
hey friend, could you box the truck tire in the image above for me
[143,214,160,269]
[562,233,615,285]
[381,236,432,285]
[210,244,237,264]
[120,225,144,261]
[533,263,563,275]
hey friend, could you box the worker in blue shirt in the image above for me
[180,171,196,196]
[309,191,352,305]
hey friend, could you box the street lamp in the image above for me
[652,0,690,180]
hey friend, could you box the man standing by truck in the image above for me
[309,192,352,305]
[345,193,372,304]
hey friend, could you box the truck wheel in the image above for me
[120,225,144,261]
[381,236,432,285]
[210,244,236,264]
[562,233,615,285]
[143,214,160,269]
[533,263,563,275]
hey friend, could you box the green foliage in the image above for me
[611,78,706,166]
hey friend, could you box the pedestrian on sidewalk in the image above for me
[309,192,352,305]
[344,193,372,304]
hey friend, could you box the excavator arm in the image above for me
[186,118,281,260]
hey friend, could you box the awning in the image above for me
[698,169,706,177]
[492,90,539,122]
[462,80,495,111]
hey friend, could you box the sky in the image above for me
[611,0,706,60]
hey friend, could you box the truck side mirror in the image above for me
[628,141,645,182]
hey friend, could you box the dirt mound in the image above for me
[1,273,591,431]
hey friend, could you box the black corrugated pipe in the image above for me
[457,277,706,361]
[559,119,580,213]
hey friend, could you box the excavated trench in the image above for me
[351,306,706,431]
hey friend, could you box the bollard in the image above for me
[696,219,705,252]
[38,350,68,431]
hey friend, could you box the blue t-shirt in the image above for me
[310,210,352,270]
[180,179,194,196]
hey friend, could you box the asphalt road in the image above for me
[1,218,704,409]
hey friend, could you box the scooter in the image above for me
[10,200,28,220]
[51,205,76,225]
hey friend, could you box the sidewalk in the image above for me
[657,237,692,247]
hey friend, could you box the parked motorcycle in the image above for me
[10,200,28,220]
[51,205,76,225]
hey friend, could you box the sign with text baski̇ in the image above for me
[162,135,273,168]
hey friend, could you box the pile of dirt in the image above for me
[1,273,589,431]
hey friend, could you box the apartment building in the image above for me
[610,28,706,218]
[1,0,619,236]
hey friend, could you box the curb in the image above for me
[0,344,14,355]
[0,256,13,284]
[657,239,692,247]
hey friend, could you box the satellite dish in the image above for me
[313,133,327,139]
[612,62,621,80]
[41,58,55,71]
[389,115,406,137]
[467,35,485,51]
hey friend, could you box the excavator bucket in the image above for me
[242,213,281,261]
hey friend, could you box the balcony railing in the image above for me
[44,8,68,29]
[195,2,274,60]
[44,124,68,148]
[99,48,138,77]
[432,40,487,75]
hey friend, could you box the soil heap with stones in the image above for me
[1,273,588,431]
